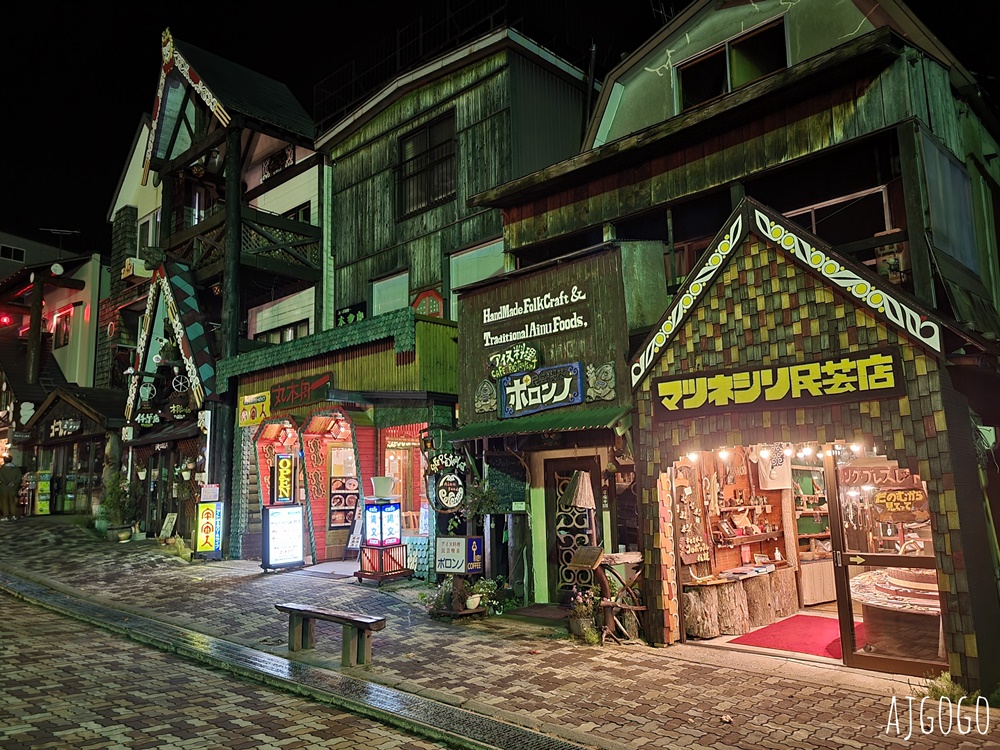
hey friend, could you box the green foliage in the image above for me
[579,627,601,646]
[912,672,979,702]
[100,471,139,527]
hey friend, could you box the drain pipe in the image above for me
[583,41,597,145]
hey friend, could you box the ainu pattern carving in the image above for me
[752,209,942,353]
[554,470,594,595]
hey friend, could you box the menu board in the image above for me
[195,500,224,560]
[262,504,304,570]
[329,475,360,530]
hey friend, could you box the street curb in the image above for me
[0,569,593,750]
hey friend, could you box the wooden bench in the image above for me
[275,603,387,667]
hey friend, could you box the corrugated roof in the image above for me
[216,307,418,387]
[173,38,314,141]
[446,405,632,442]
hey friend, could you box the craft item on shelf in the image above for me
[731,512,751,529]
[708,472,721,516]
[748,443,793,489]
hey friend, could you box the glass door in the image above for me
[826,448,945,676]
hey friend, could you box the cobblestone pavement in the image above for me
[0,595,445,749]
[1,516,998,749]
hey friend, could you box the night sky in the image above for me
[2,1,994,257]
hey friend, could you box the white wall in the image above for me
[49,254,102,387]
[248,288,316,338]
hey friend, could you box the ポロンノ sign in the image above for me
[272,454,295,504]
[499,362,583,418]
[435,536,485,574]
[261,504,304,570]
[652,347,905,420]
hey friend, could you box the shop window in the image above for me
[53,307,73,349]
[397,112,456,219]
[372,272,409,316]
[0,244,25,262]
[448,240,505,320]
[664,240,708,293]
[254,319,310,345]
[384,437,426,535]
[678,19,786,111]
[282,202,311,224]
[787,187,892,248]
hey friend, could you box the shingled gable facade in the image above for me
[468,0,1000,690]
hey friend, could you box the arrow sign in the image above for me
[849,555,866,565]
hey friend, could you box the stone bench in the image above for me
[275,602,386,667]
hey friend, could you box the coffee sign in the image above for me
[272,453,295,504]
[427,451,468,513]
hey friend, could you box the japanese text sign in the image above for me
[652,347,904,420]
[270,372,332,411]
[499,362,583,419]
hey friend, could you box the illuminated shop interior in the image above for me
[672,440,943,670]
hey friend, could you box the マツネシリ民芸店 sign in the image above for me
[652,347,904,420]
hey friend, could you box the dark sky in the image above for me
[1,1,994,257]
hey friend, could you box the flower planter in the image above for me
[567,616,596,636]
[465,594,482,610]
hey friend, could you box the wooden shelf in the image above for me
[792,464,823,471]
[798,532,831,539]
[715,531,783,548]
[795,510,828,515]
[794,494,826,498]
[719,505,772,513]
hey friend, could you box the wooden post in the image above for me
[743,575,775,628]
[25,279,44,385]
[717,581,751,635]
[288,613,303,652]
[216,126,242,552]
[341,624,359,666]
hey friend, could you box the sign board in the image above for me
[261,504,304,570]
[238,392,271,427]
[270,372,332,412]
[364,502,401,547]
[499,362,583,418]
[567,545,605,570]
[426,451,468,513]
[158,512,177,540]
[652,347,905,420]
[346,511,364,554]
[195,499,224,560]
[272,454,295,504]
[435,536,485,574]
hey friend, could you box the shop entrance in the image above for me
[676,442,945,678]
[544,457,601,603]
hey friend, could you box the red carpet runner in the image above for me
[728,614,865,659]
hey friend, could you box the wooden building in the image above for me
[115,30,322,544]
[214,26,594,573]
[466,0,1000,690]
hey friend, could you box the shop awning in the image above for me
[446,405,632,442]
[125,421,202,447]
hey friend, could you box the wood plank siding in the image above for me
[501,54,966,252]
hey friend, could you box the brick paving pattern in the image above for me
[1,517,998,749]
[0,596,444,749]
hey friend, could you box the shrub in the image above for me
[912,672,979,702]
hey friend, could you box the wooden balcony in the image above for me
[163,205,322,283]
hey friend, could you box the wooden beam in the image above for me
[165,128,229,175]
[39,276,86,291]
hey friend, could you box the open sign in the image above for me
[273,454,294,504]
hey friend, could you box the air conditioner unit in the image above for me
[121,257,153,281]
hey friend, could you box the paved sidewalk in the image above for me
[1,516,997,749]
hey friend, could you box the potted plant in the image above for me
[100,471,139,542]
[566,585,599,637]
